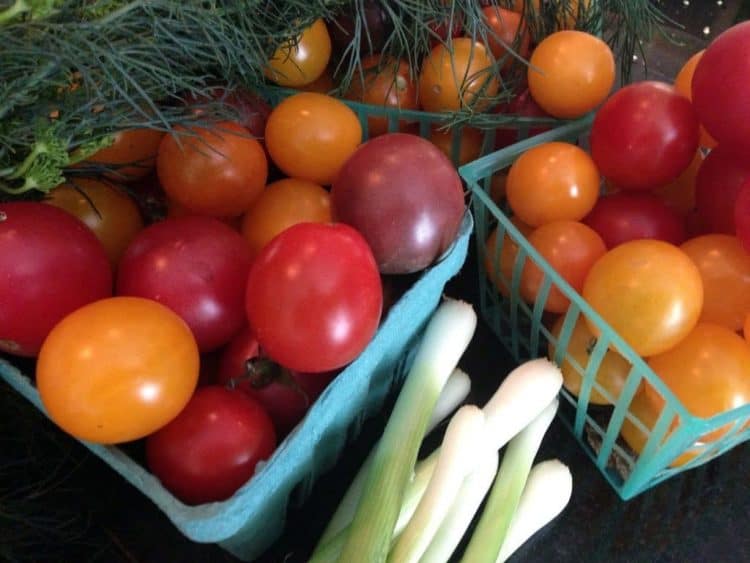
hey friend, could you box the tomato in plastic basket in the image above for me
[245,222,382,373]
[146,386,277,505]
[0,202,112,357]
[157,121,268,217]
[117,216,252,352]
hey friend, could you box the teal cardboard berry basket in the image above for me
[459,116,750,501]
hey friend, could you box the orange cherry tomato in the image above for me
[646,323,750,443]
[673,50,717,149]
[653,149,703,216]
[484,216,534,298]
[429,125,483,166]
[157,121,268,217]
[44,177,144,269]
[418,38,499,113]
[506,141,600,227]
[481,6,530,72]
[582,239,703,357]
[36,296,200,444]
[266,19,332,87]
[265,92,362,185]
[83,128,164,181]
[528,30,615,119]
[680,234,750,331]
[521,220,606,313]
[549,314,631,405]
[240,178,332,259]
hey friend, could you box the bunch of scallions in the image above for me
[309,297,572,563]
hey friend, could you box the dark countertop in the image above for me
[2,3,748,562]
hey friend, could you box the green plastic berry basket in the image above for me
[459,115,750,500]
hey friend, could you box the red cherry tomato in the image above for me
[245,222,382,373]
[692,21,750,156]
[216,327,335,437]
[0,202,112,357]
[582,192,687,249]
[481,6,530,72]
[331,133,466,274]
[695,143,750,234]
[146,386,276,505]
[117,216,252,352]
[589,81,700,191]
[184,86,272,141]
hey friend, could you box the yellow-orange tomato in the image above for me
[484,216,534,297]
[266,19,332,87]
[265,93,362,185]
[646,323,750,443]
[520,220,606,313]
[673,50,717,149]
[653,150,703,215]
[680,234,750,331]
[506,141,600,227]
[548,314,631,405]
[582,239,703,357]
[84,128,165,181]
[345,56,419,137]
[418,38,499,113]
[44,178,144,269]
[528,30,615,119]
[37,297,200,444]
[428,125,483,166]
[241,178,332,258]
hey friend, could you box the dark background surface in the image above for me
[2,2,749,562]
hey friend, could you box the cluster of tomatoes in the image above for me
[486,20,750,468]
[0,65,469,503]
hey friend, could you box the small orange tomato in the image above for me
[84,128,164,181]
[528,30,615,119]
[265,93,362,185]
[37,296,200,444]
[419,38,499,113]
[266,19,332,87]
[506,141,600,227]
[44,177,144,269]
[241,178,332,259]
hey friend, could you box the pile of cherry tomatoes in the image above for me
[485,20,750,468]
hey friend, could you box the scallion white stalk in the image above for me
[336,298,477,563]
[460,399,559,563]
[317,368,471,546]
[419,450,499,563]
[496,459,573,563]
[388,405,486,563]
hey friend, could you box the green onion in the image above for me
[496,459,573,563]
[460,399,559,563]
[335,298,477,563]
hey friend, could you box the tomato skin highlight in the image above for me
[245,222,382,374]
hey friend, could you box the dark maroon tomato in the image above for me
[590,81,700,191]
[117,216,252,352]
[245,222,382,373]
[331,133,466,274]
[734,180,750,254]
[216,327,335,437]
[493,87,553,150]
[146,386,276,505]
[583,192,688,249]
[692,21,750,156]
[329,0,392,57]
[695,144,750,234]
[184,86,271,140]
[0,202,112,357]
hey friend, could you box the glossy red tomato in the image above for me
[117,216,252,352]
[216,327,335,437]
[672,50,716,149]
[146,386,276,505]
[691,21,750,156]
[695,143,750,234]
[582,192,687,249]
[331,133,466,274]
[37,297,199,444]
[589,81,700,191]
[0,202,112,357]
[157,121,268,217]
[245,222,382,373]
